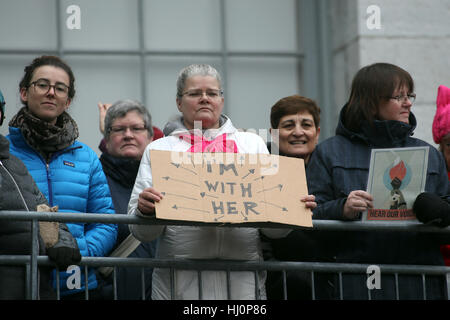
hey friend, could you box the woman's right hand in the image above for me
[342,190,373,219]
[137,187,164,216]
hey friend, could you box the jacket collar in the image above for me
[100,152,140,188]
[336,104,416,148]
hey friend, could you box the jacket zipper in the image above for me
[45,162,53,206]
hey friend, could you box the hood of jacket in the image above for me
[336,103,417,148]
[162,114,236,139]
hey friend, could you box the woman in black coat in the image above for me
[98,99,156,300]
[0,90,80,299]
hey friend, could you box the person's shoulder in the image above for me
[5,152,29,173]
[6,127,24,145]
[406,137,440,153]
[315,134,348,151]
[233,130,265,141]
[67,141,105,165]
[149,135,178,149]
[71,140,97,155]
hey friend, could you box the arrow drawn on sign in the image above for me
[214,215,224,221]
[240,211,249,220]
[242,169,255,179]
[261,201,288,212]
[253,175,265,181]
[200,192,218,199]
[257,184,283,193]
[162,176,199,187]
[161,192,198,201]
[170,162,197,175]
[238,155,245,167]
[186,154,195,168]
[172,204,209,213]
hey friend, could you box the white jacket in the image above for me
[128,115,290,300]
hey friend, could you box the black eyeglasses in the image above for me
[29,78,70,98]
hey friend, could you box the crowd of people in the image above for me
[0,55,449,300]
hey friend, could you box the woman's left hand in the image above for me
[97,102,112,134]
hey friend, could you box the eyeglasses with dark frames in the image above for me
[29,78,70,98]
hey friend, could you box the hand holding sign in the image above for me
[137,187,164,216]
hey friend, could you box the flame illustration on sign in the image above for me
[389,159,406,181]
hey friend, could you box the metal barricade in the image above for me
[0,210,449,300]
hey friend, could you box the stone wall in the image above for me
[330,0,450,146]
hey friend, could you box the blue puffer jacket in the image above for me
[7,127,117,296]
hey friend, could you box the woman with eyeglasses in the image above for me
[6,55,117,299]
[127,64,316,300]
[99,99,157,299]
[0,89,81,299]
[306,62,449,299]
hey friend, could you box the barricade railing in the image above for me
[0,210,449,300]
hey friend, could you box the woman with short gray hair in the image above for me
[128,63,316,300]
[99,99,156,300]
[176,64,222,99]
[104,99,154,142]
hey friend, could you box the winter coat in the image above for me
[0,134,53,299]
[306,104,450,299]
[128,115,291,300]
[7,127,117,296]
[100,152,156,300]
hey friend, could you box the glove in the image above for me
[413,192,450,228]
[47,223,82,269]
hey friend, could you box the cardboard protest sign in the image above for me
[150,150,312,227]
[363,147,429,221]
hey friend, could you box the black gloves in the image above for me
[47,223,82,269]
[413,192,450,228]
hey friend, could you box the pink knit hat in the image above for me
[432,85,450,144]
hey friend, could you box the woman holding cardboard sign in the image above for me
[306,63,449,299]
[128,64,316,300]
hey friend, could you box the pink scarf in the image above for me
[179,133,238,153]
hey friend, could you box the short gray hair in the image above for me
[176,64,222,98]
[104,99,153,140]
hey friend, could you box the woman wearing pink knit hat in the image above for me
[432,84,450,266]
[432,85,450,180]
